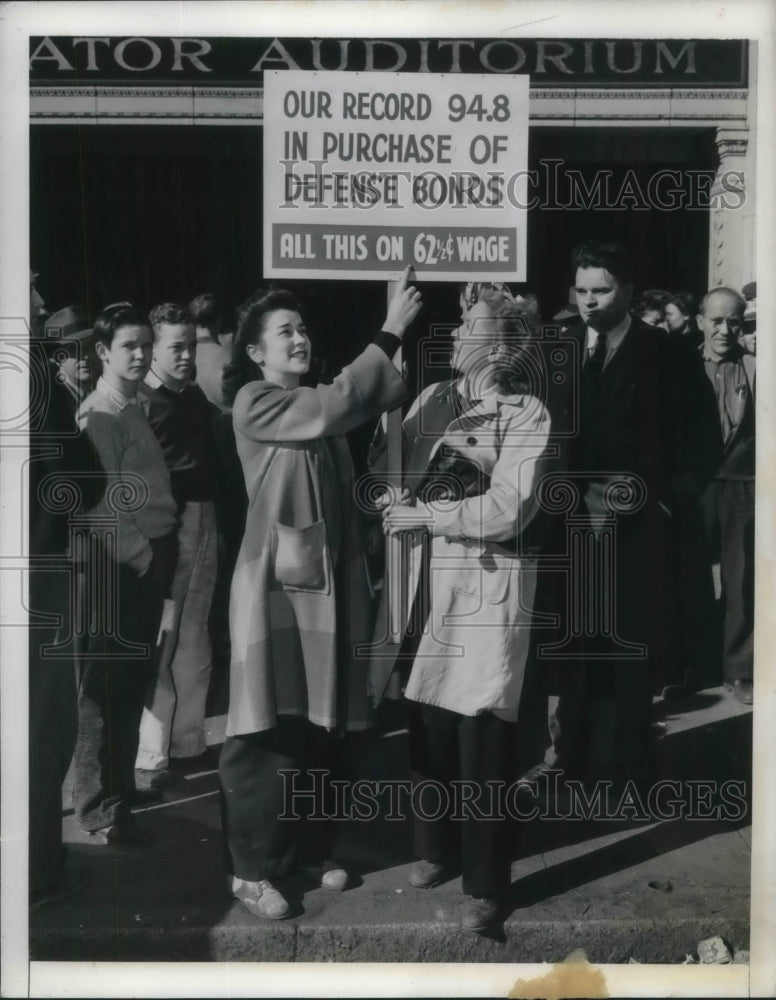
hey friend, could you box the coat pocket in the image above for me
[432,540,512,605]
[272,519,329,593]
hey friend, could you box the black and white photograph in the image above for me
[1,2,774,997]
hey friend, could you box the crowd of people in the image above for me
[27,239,756,933]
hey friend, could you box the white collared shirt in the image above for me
[585,314,632,370]
[146,367,187,394]
[95,375,137,411]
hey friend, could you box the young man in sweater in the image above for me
[134,303,218,789]
[73,304,178,843]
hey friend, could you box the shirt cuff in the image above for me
[428,500,461,536]
[373,330,402,358]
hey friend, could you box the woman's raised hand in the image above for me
[383,266,422,337]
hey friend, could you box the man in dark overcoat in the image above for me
[526,240,721,788]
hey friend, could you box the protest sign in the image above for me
[263,70,529,280]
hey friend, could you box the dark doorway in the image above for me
[526,127,717,317]
[30,122,715,376]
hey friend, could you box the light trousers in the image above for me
[136,500,217,770]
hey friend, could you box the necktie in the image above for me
[588,331,608,376]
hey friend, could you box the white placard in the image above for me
[263,70,529,280]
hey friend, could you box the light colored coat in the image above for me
[226,345,405,737]
[371,382,551,721]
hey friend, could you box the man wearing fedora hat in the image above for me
[45,306,95,411]
[29,308,106,904]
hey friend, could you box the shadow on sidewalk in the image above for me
[33,693,751,961]
[340,699,752,893]
[31,812,234,961]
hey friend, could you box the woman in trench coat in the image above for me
[219,269,421,920]
[380,287,552,932]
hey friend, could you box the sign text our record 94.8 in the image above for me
[281,87,512,124]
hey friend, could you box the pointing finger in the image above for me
[399,264,414,290]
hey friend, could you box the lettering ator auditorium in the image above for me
[31,35,755,362]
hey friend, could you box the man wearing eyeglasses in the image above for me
[696,288,755,705]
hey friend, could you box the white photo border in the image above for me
[2,2,774,997]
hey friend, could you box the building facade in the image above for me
[30,36,755,317]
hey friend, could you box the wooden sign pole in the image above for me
[385,279,406,645]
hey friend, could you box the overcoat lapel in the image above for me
[588,327,637,412]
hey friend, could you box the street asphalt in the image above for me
[31,684,752,965]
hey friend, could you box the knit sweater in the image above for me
[139,372,217,507]
[77,377,177,575]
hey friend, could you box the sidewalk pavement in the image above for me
[31,686,752,964]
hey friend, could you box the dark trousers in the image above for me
[72,541,170,831]
[29,566,78,895]
[408,702,515,899]
[208,408,247,704]
[219,716,349,882]
[544,660,654,785]
[536,511,665,785]
[673,512,720,684]
[701,479,755,681]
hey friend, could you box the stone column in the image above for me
[709,127,754,292]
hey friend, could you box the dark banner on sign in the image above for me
[271,224,517,272]
[29,37,748,88]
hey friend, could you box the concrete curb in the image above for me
[32,908,750,964]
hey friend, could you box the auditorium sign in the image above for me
[29,37,748,87]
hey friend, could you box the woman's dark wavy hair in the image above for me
[222,288,301,407]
